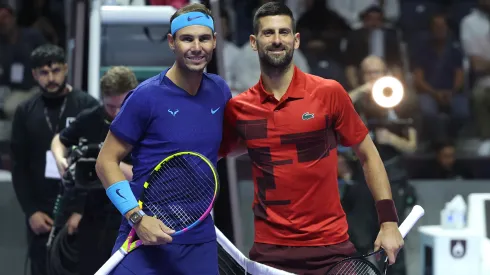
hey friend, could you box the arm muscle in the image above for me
[96,131,133,189]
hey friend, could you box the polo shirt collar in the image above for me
[255,66,306,103]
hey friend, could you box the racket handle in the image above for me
[398,205,425,238]
[94,249,126,275]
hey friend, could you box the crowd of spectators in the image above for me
[2,0,490,178]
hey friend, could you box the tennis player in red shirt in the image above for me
[219,2,404,274]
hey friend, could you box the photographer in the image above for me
[50,66,137,275]
[349,55,419,275]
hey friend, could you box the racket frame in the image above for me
[94,151,220,275]
[325,205,425,275]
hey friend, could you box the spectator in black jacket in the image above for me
[10,44,99,275]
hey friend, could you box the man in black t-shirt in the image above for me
[50,66,138,275]
[10,44,99,275]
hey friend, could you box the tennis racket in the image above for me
[326,205,425,275]
[94,151,220,275]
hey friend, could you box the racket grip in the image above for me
[94,249,126,275]
[398,205,425,238]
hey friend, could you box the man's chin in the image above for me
[263,59,290,69]
[185,64,207,73]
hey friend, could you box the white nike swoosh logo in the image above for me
[211,107,220,114]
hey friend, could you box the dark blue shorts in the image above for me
[110,240,218,275]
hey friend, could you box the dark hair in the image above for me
[100,66,138,97]
[359,5,383,20]
[169,3,214,26]
[433,139,455,153]
[253,2,295,35]
[30,44,66,69]
[430,12,447,26]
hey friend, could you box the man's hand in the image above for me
[440,90,453,105]
[362,80,375,93]
[134,216,175,245]
[374,222,404,265]
[55,157,69,177]
[29,211,54,235]
[432,90,450,106]
[375,128,396,145]
[66,213,82,235]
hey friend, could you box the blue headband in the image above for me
[170,12,215,36]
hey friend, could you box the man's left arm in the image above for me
[352,136,404,264]
[330,80,403,265]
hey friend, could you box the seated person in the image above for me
[418,140,473,180]
[343,5,403,89]
[412,13,468,142]
[50,66,138,275]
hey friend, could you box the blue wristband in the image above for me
[106,180,139,215]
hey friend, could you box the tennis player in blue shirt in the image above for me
[95,3,230,274]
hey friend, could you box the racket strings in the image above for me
[142,155,216,230]
[328,259,380,275]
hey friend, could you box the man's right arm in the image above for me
[95,131,138,219]
[10,107,37,218]
[96,131,140,221]
[96,88,150,220]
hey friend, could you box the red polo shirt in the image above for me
[220,67,369,246]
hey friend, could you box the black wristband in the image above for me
[376,199,399,225]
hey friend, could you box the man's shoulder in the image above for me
[126,76,163,100]
[77,105,102,120]
[71,89,95,100]
[70,89,99,107]
[16,92,42,114]
[204,73,229,91]
[461,10,485,28]
[304,74,343,92]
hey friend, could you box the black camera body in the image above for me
[62,139,103,190]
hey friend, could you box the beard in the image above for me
[40,80,67,98]
[257,43,294,71]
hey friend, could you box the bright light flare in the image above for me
[372,76,404,108]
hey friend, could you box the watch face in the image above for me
[130,212,142,223]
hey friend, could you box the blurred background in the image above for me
[0,0,489,274]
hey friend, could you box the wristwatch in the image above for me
[128,210,146,227]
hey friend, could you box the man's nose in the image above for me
[191,40,203,52]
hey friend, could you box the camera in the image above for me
[62,139,103,190]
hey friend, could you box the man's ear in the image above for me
[294,32,300,50]
[213,32,217,50]
[250,35,258,51]
[167,33,175,51]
